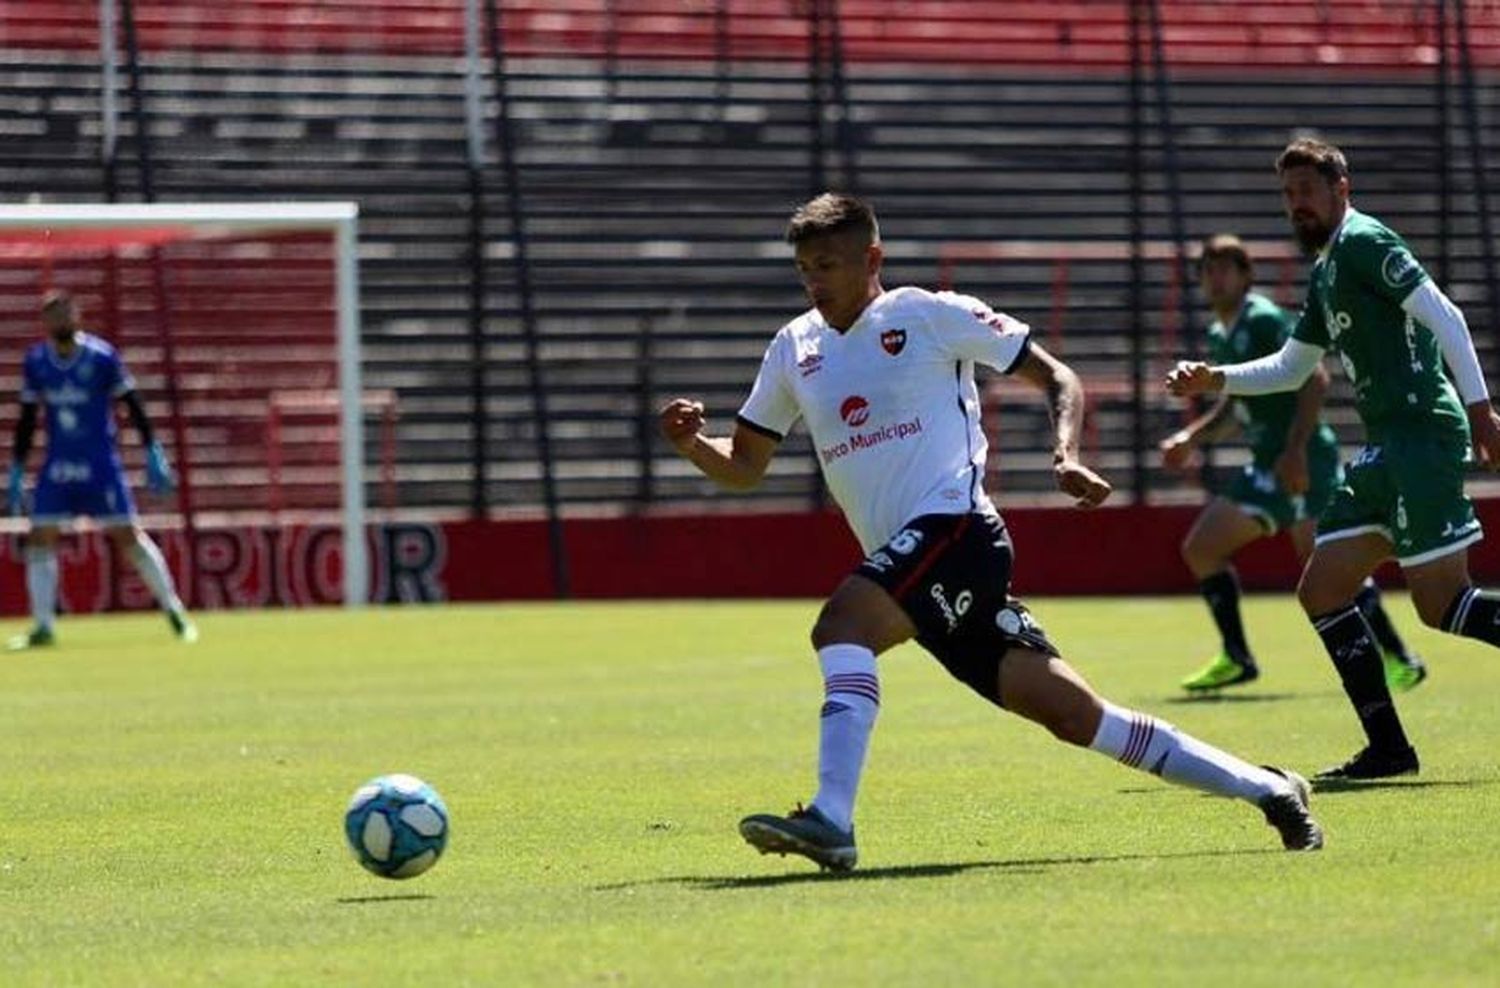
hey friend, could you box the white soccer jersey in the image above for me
[738,286,1032,552]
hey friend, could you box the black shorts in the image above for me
[856,512,1059,707]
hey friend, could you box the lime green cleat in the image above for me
[1383,651,1427,692]
[1180,651,1259,691]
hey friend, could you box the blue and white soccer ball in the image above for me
[343,774,449,879]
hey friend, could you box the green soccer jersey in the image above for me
[1209,291,1338,462]
[1292,208,1468,441]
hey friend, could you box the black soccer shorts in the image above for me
[855,511,1058,707]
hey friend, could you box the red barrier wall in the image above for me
[5,499,1500,613]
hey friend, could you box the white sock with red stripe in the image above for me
[810,643,880,832]
[1088,703,1284,803]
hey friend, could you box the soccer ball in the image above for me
[343,774,449,879]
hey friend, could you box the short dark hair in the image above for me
[785,192,880,247]
[1276,138,1350,184]
[1198,233,1253,277]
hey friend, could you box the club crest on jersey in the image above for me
[880,329,907,355]
[1382,247,1421,289]
[840,395,871,427]
[797,353,824,377]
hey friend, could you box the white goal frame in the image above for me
[0,202,368,607]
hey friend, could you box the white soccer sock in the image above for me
[129,533,184,613]
[1088,702,1284,803]
[25,544,57,631]
[810,643,880,832]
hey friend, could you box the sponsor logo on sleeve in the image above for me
[971,307,1020,334]
[1381,247,1422,289]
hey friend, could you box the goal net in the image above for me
[0,202,370,606]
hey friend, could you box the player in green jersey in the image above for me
[1162,234,1424,692]
[1168,138,1500,779]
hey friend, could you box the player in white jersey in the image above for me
[660,193,1322,870]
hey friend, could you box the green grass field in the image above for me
[3,597,1498,986]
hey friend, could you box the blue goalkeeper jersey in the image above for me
[20,332,135,465]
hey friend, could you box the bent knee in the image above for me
[1179,536,1214,577]
[811,597,860,650]
[1296,573,1348,617]
[1413,593,1455,630]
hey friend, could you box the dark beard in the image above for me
[1292,219,1331,255]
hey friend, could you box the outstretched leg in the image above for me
[997,646,1321,850]
[109,525,196,642]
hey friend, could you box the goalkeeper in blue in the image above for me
[7,290,197,648]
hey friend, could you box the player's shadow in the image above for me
[334,893,436,905]
[594,847,1275,892]
[1161,691,1323,705]
[1310,777,1493,795]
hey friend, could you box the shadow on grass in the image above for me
[1160,692,1327,705]
[1311,777,1493,795]
[594,847,1275,892]
[335,894,437,905]
[1117,776,1495,797]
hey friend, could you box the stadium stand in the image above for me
[0,1,1495,517]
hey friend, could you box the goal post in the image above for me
[0,201,368,607]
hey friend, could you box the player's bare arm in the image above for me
[659,398,778,491]
[1274,362,1329,495]
[1466,400,1500,471]
[1159,394,1234,471]
[1010,344,1112,508]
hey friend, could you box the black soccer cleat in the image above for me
[740,803,857,872]
[1258,766,1324,851]
[1314,745,1419,781]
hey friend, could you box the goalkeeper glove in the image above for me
[145,441,176,494]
